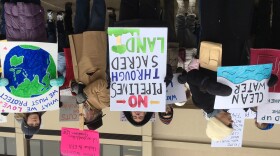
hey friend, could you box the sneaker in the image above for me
[57,11,65,21]
[47,10,54,22]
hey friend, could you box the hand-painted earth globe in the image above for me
[4,45,56,98]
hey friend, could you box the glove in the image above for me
[268,74,278,87]
[200,77,232,96]
[182,69,232,96]
[164,64,173,87]
[0,78,9,87]
[177,69,188,84]
[50,76,65,87]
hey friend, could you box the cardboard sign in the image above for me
[108,28,167,112]
[61,128,100,156]
[0,42,59,113]
[120,111,156,122]
[0,115,7,123]
[199,41,222,71]
[214,64,272,109]
[166,74,187,104]
[250,49,280,92]
[60,103,79,122]
[211,109,245,147]
[257,93,280,124]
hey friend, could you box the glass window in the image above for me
[0,137,5,154]
[42,140,60,156]
[30,140,41,156]
[102,144,121,156]
[6,137,16,155]
[123,146,142,156]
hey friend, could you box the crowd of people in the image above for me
[0,0,279,141]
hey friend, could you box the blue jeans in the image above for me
[74,0,106,33]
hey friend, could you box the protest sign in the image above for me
[214,64,272,109]
[257,93,280,124]
[166,74,187,104]
[211,109,245,147]
[108,28,167,112]
[60,103,79,122]
[0,42,59,113]
[250,49,280,92]
[61,128,99,156]
[0,114,7,123]
[245,109,257,119]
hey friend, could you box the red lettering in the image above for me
[128,95,137,108]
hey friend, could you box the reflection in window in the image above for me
[29,140,60,156]
[0,137,16,156]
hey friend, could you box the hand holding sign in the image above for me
[214,64,272,109]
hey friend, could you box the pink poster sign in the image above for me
[250,49,280,92]
[61,128,100,156]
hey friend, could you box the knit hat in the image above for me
[206,117,233,141]
[85,114,105,130]
[158,107,174,125]
[123,112,154,127]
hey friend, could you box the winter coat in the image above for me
[4,2,47,42]
[69,31,110,110]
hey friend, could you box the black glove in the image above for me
[200,77,232,96]
[164,64,173,87]
[177,69,188,84]
[268,74,278,87]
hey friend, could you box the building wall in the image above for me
[1,107,280,156]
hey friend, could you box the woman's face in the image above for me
[27,113,40,127]
[131,111,146,123]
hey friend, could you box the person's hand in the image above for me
[268,74,278,87]
[201,77,232,96]
[0,78,9,87]
[164,64,173,87]
[50,76,65,87]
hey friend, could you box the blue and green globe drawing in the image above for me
[4,45,56,98]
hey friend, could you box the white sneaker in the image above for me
[47,10,54,21]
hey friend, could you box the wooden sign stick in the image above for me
[79,104,84,130]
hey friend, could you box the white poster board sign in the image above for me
[245,109,257,119]
[0,42,59,113]
[0,114,7,123]
[211,109,245,147]
[166,74,187,104]
[257,93,280,124]
[108,28,167,112]
[214,64,272,109]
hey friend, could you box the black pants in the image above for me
[199,0,254,66]
[119,0,160,21]
[253,0,280,49]
[74,0,106,34]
